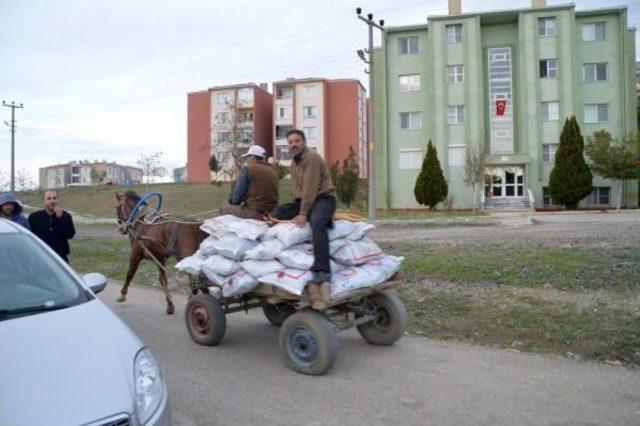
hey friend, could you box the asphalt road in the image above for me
[100,284,640,426]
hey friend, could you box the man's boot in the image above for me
[306,283,320,305]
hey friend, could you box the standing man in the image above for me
[29,189,76,263]
[219,145,279,219]
[0,193,29,229]
[274,129,336,300]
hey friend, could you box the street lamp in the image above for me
[356,8,384,220]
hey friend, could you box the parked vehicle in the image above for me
[0,218,171,425]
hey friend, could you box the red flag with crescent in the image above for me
[496,99,507,116]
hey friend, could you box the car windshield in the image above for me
[0,233,90,319]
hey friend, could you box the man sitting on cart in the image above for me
[273,129,336,300]
[219,145,279,220]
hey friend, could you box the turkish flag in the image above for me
[496,100,507,116]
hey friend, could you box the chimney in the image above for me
[448,0,461,15]
[531,0,546,7]
[259,82,268,92]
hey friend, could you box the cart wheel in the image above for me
[262,303,296,327]
[185,294,226,346]
[279,311,337,375]
[357,291,408,346]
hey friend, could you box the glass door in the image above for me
[485,167,524,198]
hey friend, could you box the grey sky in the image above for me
[1,0,638,186]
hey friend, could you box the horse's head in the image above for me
[115,190,142,232]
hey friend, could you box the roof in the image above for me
[272,78,365,91]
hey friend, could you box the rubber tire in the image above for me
[279,311,338,375]
[185,294,227,346]
[357,291,408,346]
[262,303,296,327]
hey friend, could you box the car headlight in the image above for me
[134,348,164,424]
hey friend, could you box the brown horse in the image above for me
[115,190,207,314]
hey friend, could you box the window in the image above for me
[215,112,229,123]
[276,125,293,139]
[71,167,80,174]
[302,105,317,118]
[216,93,230,104]
[538,17,556,37]
[582,22,605,41]
[398,36,419,54]
[584,104,609,123]
[71,176,80,183]
[542,144,558,164]
[278,106,292,119]
[302,85,317,97]
[216,131,230,142]
[302,126,317,139]
[239,111,253,122]
[583,63,607,82]
[448,145,466,167]
[399,149,423,170]
[276,145,293,161]
[239,129,253,142]
[237,88,253,103]
[445,24,462,44]
[276,87,293,99]
[446,65,464,84]
[447,105,465,124]
[542,187,555,206]
[541,101,559,121]
[399,74,421,92]
[587,187,610,205]
[539,59,558,78]
[399,112,422,130]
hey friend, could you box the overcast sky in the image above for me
[1,0,638,186]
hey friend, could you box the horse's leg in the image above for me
[157,261,175,315]
[117,244,143,302]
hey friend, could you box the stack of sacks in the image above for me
[175,215,403,299]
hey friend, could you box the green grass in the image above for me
[385,244,640,290]
[17,181,486,220]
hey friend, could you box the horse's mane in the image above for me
[123,190,146,205]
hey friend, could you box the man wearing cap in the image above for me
[218,145,279,219]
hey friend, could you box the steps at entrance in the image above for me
[483,197,532,212]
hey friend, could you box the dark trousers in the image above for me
[273,195,336,273]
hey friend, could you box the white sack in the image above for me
[244,239,285,260]
[259,269,313,296]
[198,236,219,256]
[200,215,237,236]
[346,222,375,241]
[241,259,284,278]
[331,237,383,266]
[175,253,205,275]
[328,220,375,241]
[277,246,314,270]
[201,254,240,276]
[330,255,404,297]
[201,267,225,286]
[221,270,259,298]
[227,218,269,241]
[268,222,312,248]
[211,234,257,260]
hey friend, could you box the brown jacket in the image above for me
[290,147,335,215]
[245,162,279,212]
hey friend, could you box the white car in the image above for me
[0,218,171,425]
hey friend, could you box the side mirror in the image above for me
[83,272,108,294]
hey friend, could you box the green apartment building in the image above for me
[373,1,637,210]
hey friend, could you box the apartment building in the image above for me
[373,0,637,210]
[273,78,368,176]
[187,83,273,182]
[39,160,142,190]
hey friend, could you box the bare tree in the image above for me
[137,152,167,185]
[0,170,9,192]
[211,99,252,181]
[15,169,35,192]
[461,141,488,211]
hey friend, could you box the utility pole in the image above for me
[2,100,24,193]
[356,8,384,219]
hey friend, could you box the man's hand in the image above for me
[293,214,307,227]
[53,206,63,218]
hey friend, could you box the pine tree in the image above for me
[549,116,593,209]
[336,146,360,208]
[414,140,448,210]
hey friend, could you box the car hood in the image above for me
[0,299,142,425]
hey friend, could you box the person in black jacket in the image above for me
[28,189,76,263]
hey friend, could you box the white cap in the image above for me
[242,145,266,158]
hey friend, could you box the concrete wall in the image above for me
[187,91,211,183]
[326,80,361,167]
[253,86,274,158]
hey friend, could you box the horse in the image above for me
[115,190,207,314]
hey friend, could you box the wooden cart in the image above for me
[183,273,408,375]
